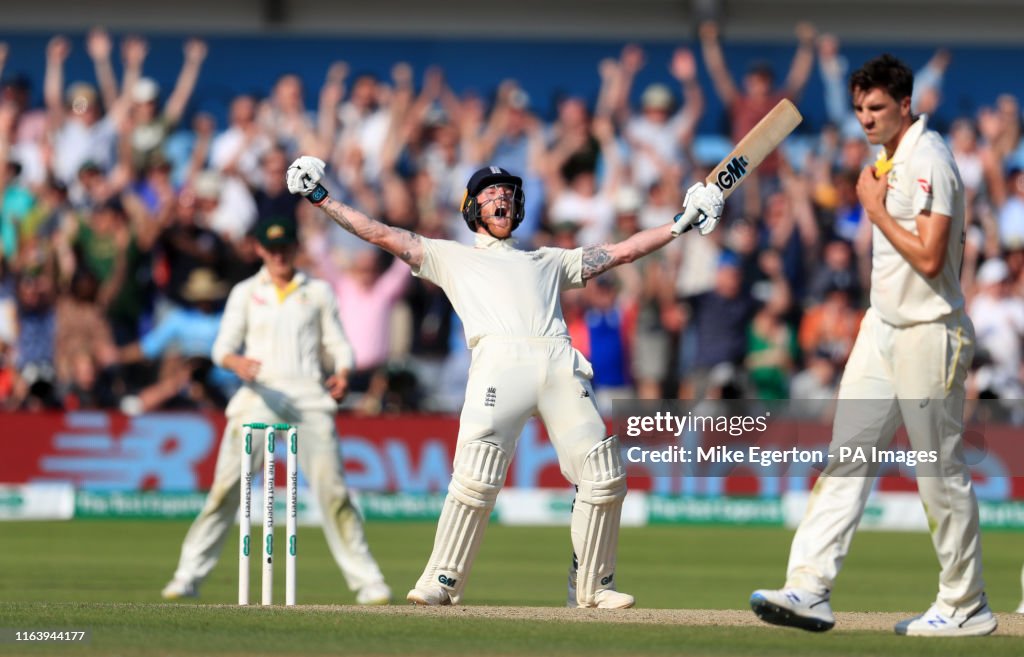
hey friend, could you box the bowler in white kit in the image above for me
[286,157,723,607]
[751,54,995,637]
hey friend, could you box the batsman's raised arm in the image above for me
[286,156,424,267]
[581,228,671,280]
[582,181,724,280]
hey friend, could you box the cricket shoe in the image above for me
[894,601,997,637]
[566,568,635,608]
[750,587,835,632]
[406,585,452,606]
[589,590,636,609]
[1016,600,1024,614]
[160,578,198,600]
[356,581,392,605]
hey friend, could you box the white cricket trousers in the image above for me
[457,336,607,480]
[786,308,986,615]
[411,337,614,600]
[170,405,386,593]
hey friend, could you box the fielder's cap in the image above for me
[641,83,674,110]
[255,216,298,248]
[465,166,522,197]
[133,77,160,104]
[977,258,1010,286]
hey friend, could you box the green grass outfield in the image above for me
[0,521,1021,656]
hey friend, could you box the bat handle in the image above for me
[671,211,700,236]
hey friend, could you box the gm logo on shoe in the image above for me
[438,574,458,587]
[601,574,614,586]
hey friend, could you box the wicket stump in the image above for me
[239,422,298,606]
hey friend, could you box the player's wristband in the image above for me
[306,183,329,206]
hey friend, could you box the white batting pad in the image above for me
[414,440,510,603]
[571,436,627,606]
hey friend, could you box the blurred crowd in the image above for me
[1,24,1023,418]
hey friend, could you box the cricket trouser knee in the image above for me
[571,436,627,606]
[415,440,510,604]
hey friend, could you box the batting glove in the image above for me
[674,182,724,236]
[286,156,330,205]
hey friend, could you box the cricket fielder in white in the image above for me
[751,54,995,637]
[161,217,392,605]
[286,159,723,607]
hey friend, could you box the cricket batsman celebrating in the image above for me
[287,158,723,607]
[751,54,996,636]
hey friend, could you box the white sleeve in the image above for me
[318,282,355,374]
[911,151,958,218]
[411,237,448,288]
[557,247,585,290]
[211,281,249,367]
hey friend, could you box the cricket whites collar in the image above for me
[474,233,519,250]
[256,267,308,302]
[887,114,928,166]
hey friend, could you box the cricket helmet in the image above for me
[461,166,525,234]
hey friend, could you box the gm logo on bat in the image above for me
[716,156,750,190]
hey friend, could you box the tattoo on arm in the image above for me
[581,245,614,280]
[320,199,423,266]
[324,199,378,241]
[391,227,421,263]
[330,203,356,233]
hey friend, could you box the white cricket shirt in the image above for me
[413,233,584,347]
[212,267,354,382]
[872,116,966,326]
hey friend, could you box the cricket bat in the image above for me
[672,98,803,235]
